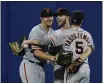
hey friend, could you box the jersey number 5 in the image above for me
[75,41,83,54]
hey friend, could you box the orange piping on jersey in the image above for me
[31,45,42,50]
[24,63,29,83]
[50,37,55,46]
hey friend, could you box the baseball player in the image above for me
[62,10,95,83]
[19,8,57,83]
[22,8,71,83]
[52,8,71,83]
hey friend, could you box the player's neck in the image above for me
[71,25,81,28]
[41,23,50,32]
[62,22,70,29]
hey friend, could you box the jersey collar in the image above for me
[70,27,82,31]
[39,24,52,32]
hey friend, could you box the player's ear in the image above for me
[40,17,42,20]
[40,17,43,22]
[66,16,70,22]
[66,16,70,21]
[66,16,69,19]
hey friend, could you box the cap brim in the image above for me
[41,13,55,17]
[53,13,66,16]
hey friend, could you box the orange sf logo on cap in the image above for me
[46,8,50,13]
[57,8,61,12]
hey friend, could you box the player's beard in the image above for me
[46,24,51,28]
[58,18,66,28]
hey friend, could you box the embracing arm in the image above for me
[33,50,55,61]
[22,39,52,47]
[79,46,92,62]
[23,40,40,44]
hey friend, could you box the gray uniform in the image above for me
[49,27,95,83]
[35,28,70,83]
[19,24,54,83]
[62,27,95,83]
[49,28,70,83]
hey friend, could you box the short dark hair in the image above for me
[71,10,84,25]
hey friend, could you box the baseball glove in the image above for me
[9,36,26,56]
[67,58,84,75]
[56,51,73,66]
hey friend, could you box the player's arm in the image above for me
[27,29,56,61]
[33,50,56,61]
[79,33,95,62]
[22,39,52,48]
[22,30,57,46]
[31,45,56,61]
[79,46,92,62]
[22,40,40,45]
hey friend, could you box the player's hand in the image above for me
[50,56,56,61]
[22,40,29,48]
[67,58,84,75]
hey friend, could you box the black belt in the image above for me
[28,60,45,67]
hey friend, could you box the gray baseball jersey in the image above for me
[24,24,54,63]
[49,28,70,83]
[19,24,54,83]
[50,27,94,63]
[49,27,95,83]
[49,28,70,46]
[38,28,70,83]
[62,27,94,83]
[62,27,95,63]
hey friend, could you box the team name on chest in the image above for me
[65,33,90,46]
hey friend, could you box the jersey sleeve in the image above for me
[49,32,68,46]
[87,32,95,51]
[28,28,38,40]
[28,28,50,45]
[28,28,42,50]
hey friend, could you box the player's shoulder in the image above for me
[55,29,61,33]
[31,24,40,32]
[29,24,41,36]
[81,28,92,36]
[54,29,61,36]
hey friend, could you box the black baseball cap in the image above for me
[40,8,54,17]
[71,10,84,25]
[54,8,70,16]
